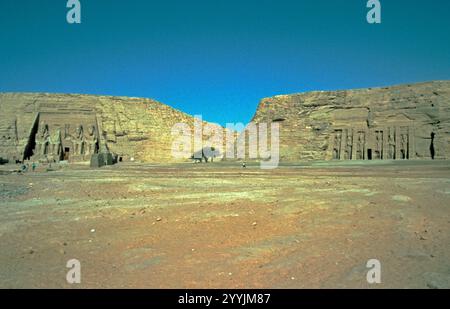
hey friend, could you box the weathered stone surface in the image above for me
[90,152,115,168]
[0,93,221,163]
[250,81,450,161]
[1,81,449,163]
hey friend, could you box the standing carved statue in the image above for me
[332,132,342,160]
[388,129,396,159]
[356,132,365,160]
[345,132,353,160]
[400,134,408,159]
[375,131,383,159]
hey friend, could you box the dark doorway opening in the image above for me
[367,149,373,160]
[64,147,70,161]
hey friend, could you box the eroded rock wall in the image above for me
[250,81,450,161]
[0,93,221,163]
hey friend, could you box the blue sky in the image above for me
[0,0,449,125]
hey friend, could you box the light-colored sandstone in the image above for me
[249,81,450,161]
[0,93,223,163]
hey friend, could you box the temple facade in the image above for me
[330,125,416,160]
[19,111,102,163]
[28,119,100,162]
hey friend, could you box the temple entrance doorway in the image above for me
[64,147,70,161]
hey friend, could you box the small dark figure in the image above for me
[32,162,37,172]
[242,161,247,168]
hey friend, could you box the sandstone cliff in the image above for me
[250,81,450,161]
[1,81,449,164]
[0,93,222,163]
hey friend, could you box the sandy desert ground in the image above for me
[0,160,449,288]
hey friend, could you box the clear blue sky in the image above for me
[1,0,449,125]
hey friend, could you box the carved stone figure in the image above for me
[332,131,342,160]
[388,128,396,159]
[356,132,365,160]
[374,131,383,159]
[344,131,353,160]
[400,133,408,159]
[35,122,50,156]
[85,125,98,155]
[49,129,62,157]
[73,124,85,155]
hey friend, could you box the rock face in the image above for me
[1,81,449,164]
[250,81,450,161]
[0,93,219,163]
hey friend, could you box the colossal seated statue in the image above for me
[35,122,50,156]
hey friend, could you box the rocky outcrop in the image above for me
[0,93,221,163]
[250,81,450,161]
[1,81,449,164]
